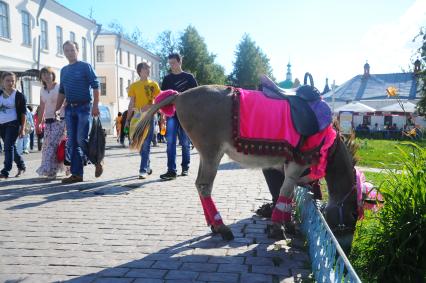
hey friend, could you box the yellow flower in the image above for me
[386,86,398,97]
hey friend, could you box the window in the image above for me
[0,1,10,39]
[127,79,131,91]
[69,31,75,42]
[119,48,122,64]
[21,11,31,45]
[56,26,63,54]
[119,77,124,97]
[134,55,137,69]
[127,51,130,67]
[99,77,106,96]
[81,37,87,61]
[40,19,48,50]
[96,45,104,62]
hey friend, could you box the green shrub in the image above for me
[350,142,426,283]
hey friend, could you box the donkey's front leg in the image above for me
[269,162,308,238]
[196,155,234,241]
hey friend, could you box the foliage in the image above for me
[107,21,153,51]
[228,34,275,89]
[154,30,179,81]
[179,26,227,85]
[415,26,426,115]
[350,143,426,282]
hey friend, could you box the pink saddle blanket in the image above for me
[233,88,337,179]
[238,89,300,146]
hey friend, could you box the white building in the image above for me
[0,0,98,105]
[95,32,161,118]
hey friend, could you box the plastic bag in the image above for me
[87,117,105,165]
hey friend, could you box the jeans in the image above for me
[16,134,30,154]
[65,103,91,177]
[166,115,190,173]
[139,119,154,174]
[29,131,34,150]
[0,120,25,177]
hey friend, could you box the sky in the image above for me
[58,0,426,91]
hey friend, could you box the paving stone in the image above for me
[0,138,310,282]
[240,273,273,283]
[197,272,239,282]
[217,263,249,273]
[164,270,199,280]
[124,268,167,278]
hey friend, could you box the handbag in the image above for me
[87,117,106,165]
[57,137,67,162]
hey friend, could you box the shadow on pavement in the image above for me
[3,176,164,210]
[59,217,311,283]
[218,161,244,171]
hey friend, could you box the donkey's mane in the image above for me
[332,120,359,166]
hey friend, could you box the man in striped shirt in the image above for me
[57,40,103,183]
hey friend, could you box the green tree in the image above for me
[229,34,275,89]
[154,30,179,81]
[415,26,426,115]
[179,26,226,85]
[107,21,152,51]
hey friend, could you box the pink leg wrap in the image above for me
[271,196,293,223]
[199,196,224,226]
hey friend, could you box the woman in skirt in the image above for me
[36,67,66,179]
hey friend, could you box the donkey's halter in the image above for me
[324,135,357,234]
[329,182,357,234]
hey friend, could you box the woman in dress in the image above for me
[36,67,66,179]
[0,71,27,179]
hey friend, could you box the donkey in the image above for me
[132,85,358,250]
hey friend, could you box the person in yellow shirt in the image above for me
[125,62,160,179]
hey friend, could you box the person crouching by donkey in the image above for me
[0,71,27,179]
[35,67,68,179]
[125,62,160,179]
[56,40,103,183]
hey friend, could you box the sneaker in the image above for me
[255,202,274,218]
[139,169,152,179]
[160,171,177,180]
[95,162,103,178]
[62,175,83,184]
[181,169,189,176]
[0,174,8,179]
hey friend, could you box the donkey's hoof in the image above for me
[267,224,285,240]
[284,222,296,235]
[210,225,219,234]
[217,225,234,241]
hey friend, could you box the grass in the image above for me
[363,171,388,187]
[356,138,426,169]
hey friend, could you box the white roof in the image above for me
[334,102,376,113]
[379,101,417,113]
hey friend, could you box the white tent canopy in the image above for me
[379,101,417,113]
[334,102,376,113]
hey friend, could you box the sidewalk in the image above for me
[0,138,311,282]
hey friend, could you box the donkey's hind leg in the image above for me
[196,153,234,241]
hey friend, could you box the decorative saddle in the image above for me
[259,73,332,137]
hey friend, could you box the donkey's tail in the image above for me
[130,94,178,150]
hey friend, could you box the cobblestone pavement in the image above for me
[0,138,311,283]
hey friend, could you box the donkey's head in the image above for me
[324,133,359,254]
